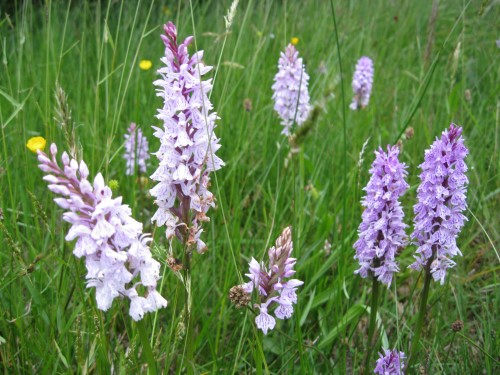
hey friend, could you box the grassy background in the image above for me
[1,0,499,373]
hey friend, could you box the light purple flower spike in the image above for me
[124,122,150,175]
[241,227,303,335]
[354,145,409,286]
[374,349,406,375]
[272,44,311,135]
[410,124,468,284]
[37,144,167,321]
[150,22,224,253]
[350,56,374,110]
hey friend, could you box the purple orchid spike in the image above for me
[272,44,311,135]
[235,227,303,335]
[124,122,150,175]
[37,144,167,321]
[150,22,224,253]
[374,349,406,374]
[350,56,374,110]
[354,145,409,286]
[410,123,469,284]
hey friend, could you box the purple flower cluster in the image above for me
[374,349,406,375]
[241,227,303,334]
[123,122,150,175]
[37,144,167,321]
[354,145,409,286]
[350,56,374,110]
[150,22,224,253]
[272,44,311,135]
[410,124,469,284]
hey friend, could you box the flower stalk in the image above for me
[364,274,380,372]
[137,319,158,375]
[150,21,224,372]
[407,259,432,369]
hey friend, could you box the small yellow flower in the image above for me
[139,60,153,71]
[26,136,46,153]
[109,180,120,191]
[291,37,299,45]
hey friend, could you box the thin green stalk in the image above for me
[442,332,457,366]
[408,264,433,369]
[137,319,157,375]
[254,335,263,375]
[364,276,380,372]
[251,324,268,374]
[456,332,500,365]
[329,0,348,361]
[183,251,195,375]
[150,254,169,347]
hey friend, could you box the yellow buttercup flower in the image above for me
[139,60,153,71]
[26,136,46,153]
[291,37,299,45]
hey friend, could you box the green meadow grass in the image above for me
[0,0,498,373]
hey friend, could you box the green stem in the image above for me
[184,250,195,375]
[456,332,500,364]
[443,333,457,366]
[408,264,433,369]
[252,325,268,374]
[255,334,263,375]
[364,276,380,373]
[137,319,157,375]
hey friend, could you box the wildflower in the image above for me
[451,319,464,332]
[291,37,299,45]
[374,349,406,375]
[150,22,224,252]
[108,179,119,190]
[123,122,150,175]
[228,285,251,309]
[139,59,153,71]
[349,56,374,110]
[27,136,47,153]
[36,143,167,320]
[255,299,277,334]
[272,44,311,135]
[354,145,409,286]
[409,124,469,284]
[235,227,303,335]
